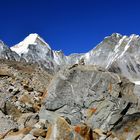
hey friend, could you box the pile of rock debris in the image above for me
[0,59,140,140]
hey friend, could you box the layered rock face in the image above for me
[0,33,140,139]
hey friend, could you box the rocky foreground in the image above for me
[0,59,140,140]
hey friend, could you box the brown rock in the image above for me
[19,95,32,105]
[74,124,93,140]
[46,117,73,140]
[3,127,32,139]
[5,101,22,119]
[17,113,39,129]
[31,128,46,137]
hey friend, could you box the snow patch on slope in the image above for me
[114,36,127,53]
[105,36,127,68]
[119,34,134,58]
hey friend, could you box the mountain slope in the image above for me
[11,34,56,69]
[0,33,140,140]
[68,33,140,84]
[8,33,140,84]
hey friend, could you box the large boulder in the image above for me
[43,65,139,133]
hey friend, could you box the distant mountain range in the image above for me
[1,33,140,140]
[1,33,140,84]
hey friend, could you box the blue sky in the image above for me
[0,0,140,55]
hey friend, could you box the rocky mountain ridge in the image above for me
[1,33,140,84]
[0,33,140,139]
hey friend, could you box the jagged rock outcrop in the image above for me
[0,40,20,61]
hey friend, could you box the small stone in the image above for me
[22,134,36,140]
[74,123,93,139]
[17,113,39,128]
[37,136,45,140]
[34,122,45,129]
[31,128,46,137]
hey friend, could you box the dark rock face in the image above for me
[110,113,140,140]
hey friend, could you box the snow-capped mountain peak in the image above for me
[10,33,66,70]
[22,33,39,45]
[11,33,51,56]
[4,32,140,83]
[104,33,122,39]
